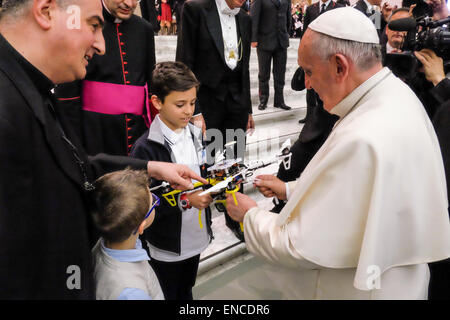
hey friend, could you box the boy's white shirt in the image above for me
[146,115,209,262]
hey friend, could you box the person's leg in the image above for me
[177,255,201,300]
[149,257,186,300]
[273,47,290,110]
[220,94,249,241]
[299,88,318,123]
[200,91,227,166]
[256,48,272,110]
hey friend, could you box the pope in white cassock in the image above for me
[225,7,450,299]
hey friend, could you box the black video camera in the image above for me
[385,11,450,79]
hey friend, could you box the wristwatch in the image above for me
[180,194,192,210]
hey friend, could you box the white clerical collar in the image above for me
[156,115,189,146]
[330,67,391,119]
[102,0,123,23]
[216,0,241,16]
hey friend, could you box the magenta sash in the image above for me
[81,80,152,127]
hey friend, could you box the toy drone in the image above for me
[150,139,292,231]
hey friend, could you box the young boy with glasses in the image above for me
[90,168,164,300]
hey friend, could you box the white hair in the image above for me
[310,30,382,71]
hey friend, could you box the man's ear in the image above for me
[151,95,162,111]
[32,0,56,30]
[333,53,350,82]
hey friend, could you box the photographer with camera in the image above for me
[398,0,450,300]
[385,0,449,118]
[415,26,450,303]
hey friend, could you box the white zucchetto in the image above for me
[309,7,379,44]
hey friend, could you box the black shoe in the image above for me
[274,103,291,110]
[298,118,306,124]
[258,103,267,110]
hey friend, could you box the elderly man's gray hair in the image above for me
[310,30,382,71]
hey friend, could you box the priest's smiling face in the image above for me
[50,0,106,83]
[104,0,138,20]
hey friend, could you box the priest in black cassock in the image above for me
[56,0,156,156]
[0,0,203,299]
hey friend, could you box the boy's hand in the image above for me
[186,190,213,210]
[147,162,208,190]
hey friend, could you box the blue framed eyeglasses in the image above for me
[144,193,160,220]
[133,193,160,235]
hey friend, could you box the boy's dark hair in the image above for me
[91,169,151,243]
[150,61,200,102]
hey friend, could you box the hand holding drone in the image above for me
[150,139,293,231]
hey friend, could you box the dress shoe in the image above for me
[258,103,267,110]
[274,103,291,110]
[298,118,306,124]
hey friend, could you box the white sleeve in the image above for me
[243,207,320,270]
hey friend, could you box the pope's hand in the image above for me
[225,192,257,222]
[147,161,208,190]
[254,175,287,200]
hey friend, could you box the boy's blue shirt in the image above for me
[101,239,153,300]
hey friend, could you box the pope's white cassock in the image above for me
[243,41,450,298]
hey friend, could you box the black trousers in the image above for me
[149,254,200,300]
[200,89,249,162]
[200,89,248,231]
[257,46,287,105]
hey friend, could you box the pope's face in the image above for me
[298,31,340,111]
[386,11,410,49]
[104,0,138,20]
[51,0,105,83]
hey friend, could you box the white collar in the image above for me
[102,0,123,23]
[216,0,241,16]
[156,115,189,146]
[330,67,391,119]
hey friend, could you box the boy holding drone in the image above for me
[130,61,213,300]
